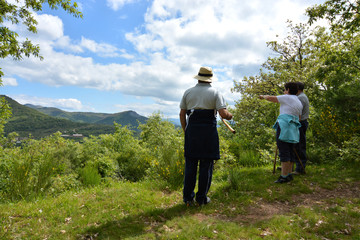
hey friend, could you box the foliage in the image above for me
[0,0,82,63]
[49,174,80,196]
[78,124,150,182]
[338,135,360,164]
[0,132,72,201]
[78,165,102,187]
[306,0,360,32]
[139,112,185,189]
[110,124,150,181]
[0,96,11,139]
[305,0,360,146]
[232,15,360,162]
[231,21,315,151]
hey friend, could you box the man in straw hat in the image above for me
[180,66,233,206]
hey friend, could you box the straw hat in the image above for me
[194,66,213,83]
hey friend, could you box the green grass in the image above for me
[1,164,359,239]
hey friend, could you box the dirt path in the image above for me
[242,182,360,223]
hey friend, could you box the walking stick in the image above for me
[221,118,236,134]
[273,146,278,174]
[293,147,306,174]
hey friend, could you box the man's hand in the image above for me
[218,108,232,120]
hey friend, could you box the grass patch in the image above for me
[1,164,359,239]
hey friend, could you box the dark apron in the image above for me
[184,109,220,160]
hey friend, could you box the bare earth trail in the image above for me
[243,182,360,223]
[194,182,360,224]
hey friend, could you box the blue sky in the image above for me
[1,0,324,119]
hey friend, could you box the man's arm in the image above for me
[259,95,279,103]
[218,108,233,120]
[179,109,187,133]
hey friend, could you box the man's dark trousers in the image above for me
[295,119,308,173]
[183,157,214,204]
[183,109,218,205]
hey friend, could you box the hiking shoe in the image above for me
[197,197,211,206]
[185,200,195,207]
[274,175,293,183]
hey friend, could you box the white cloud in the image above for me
[1,0,326,118]
[12,95,87,111]
[106,0,138,11]
[79,37,128,58]
[2,77,18,86]
[35,14,64,40]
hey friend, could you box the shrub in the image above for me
[227,167,243,190]
[49,174,81,196]
[338,135,360,164]
[0,141,57,201]
[79,165,102,187]
[139,113,185,189]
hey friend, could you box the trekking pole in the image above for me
[293,147,306,174]
[273,146,278,174]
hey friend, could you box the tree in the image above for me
[306,0,360,142]
[0,0,82,138]
[306,0,360,33]
[231,21,315,150]
[0,0,82,64]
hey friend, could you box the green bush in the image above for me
[79,165,101,187]
[49,174,81,196]
[227,167,243,191]
[0,141,57,201]
[338,135,360,164]
[139,113,185,189]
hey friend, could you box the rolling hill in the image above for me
[26,104,148,127]
[2,96,147,138]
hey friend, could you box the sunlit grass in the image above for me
[0,163,359,239]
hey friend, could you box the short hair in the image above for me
[284,82,298,95]
[296,82,305,91]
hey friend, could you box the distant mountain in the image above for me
[94,111,147,127]
[1,96,144,138]
[25,104,148,127]
[25,104,110,123]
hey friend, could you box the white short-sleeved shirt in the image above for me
[277,95,303,117]
[180,83,227,110]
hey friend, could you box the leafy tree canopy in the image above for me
[0,0,82,76]
[0,0,82,138]
[306,0,360,32]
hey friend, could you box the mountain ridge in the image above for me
[25,104,147,127]
[2,95,148,138]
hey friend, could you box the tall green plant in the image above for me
[139,112,185,189]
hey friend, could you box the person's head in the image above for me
[284,82,298,95]
[194,66,213,83]
[296,82,305,91]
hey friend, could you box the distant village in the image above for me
[60,133,84,138]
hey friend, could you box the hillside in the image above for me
[3,96,115,138]
[26,104,148,127]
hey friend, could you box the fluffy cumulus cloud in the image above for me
[2,0,324,115]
